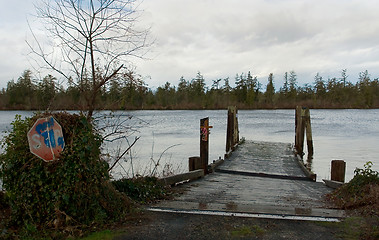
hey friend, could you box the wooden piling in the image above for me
[295,106,302,155]
[299,107,306,157]
[304,108,313,158]
[226,108,233,153]
[189,156,202,171]
[331,160,346,183]
[226,106,239,155]
[234,108,239,148]
[200,117,210,175]
[295,106,313,159]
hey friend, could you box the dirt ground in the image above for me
[114,210,345,240]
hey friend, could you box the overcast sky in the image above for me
[1,0,379,90]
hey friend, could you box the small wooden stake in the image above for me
[189,156,201,171]
[331,160,346,183]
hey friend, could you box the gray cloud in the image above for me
[134,0,379,88]
[0,0,34,87]
[1,0,379,90]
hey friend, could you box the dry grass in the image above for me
[327,183,379,216]
[325,169,379,239]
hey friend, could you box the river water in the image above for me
[0,109,378,182]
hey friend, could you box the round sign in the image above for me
[27,116,65,162]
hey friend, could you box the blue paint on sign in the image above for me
[35,117,64,149]
[58,135,65,148]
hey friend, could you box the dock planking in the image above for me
[152,141,344,219]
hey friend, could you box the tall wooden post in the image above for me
[331,160,346,183]
[234,108,239,148]
[295,106,298,148]
[304,108,313,158]
[200,117,211,175]
[226,106,237,153]
[295,106,304,156]
[295,106,313,159]
[299,107,306,157]
[226,109,232,153]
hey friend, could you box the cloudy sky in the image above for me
[1,0,379,90]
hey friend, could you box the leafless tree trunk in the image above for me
[28,0,151,118]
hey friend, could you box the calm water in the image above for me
[0,109,378,182]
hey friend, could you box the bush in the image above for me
[350,161,379,187]
[112,177,169,204]
[327,162,379,213]
[0,191,8,210]
[0,112,130,231]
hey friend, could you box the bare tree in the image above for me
[28,0,151,118]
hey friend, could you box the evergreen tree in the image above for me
[178,76,188,92]
[212,79,222,90]
[108,79,121,104]
[246,71,257,106]
[265,73,275,104]
[37,74,56,110]
[7,70,36,109]
[280,72,289,95]
[288,71,298,100]
[313,72,326,99]
[156,82,176,108]
[234,73,247,103]
[222,77,232,93]
[120,70,147,109]
[357,70,373,107]
[65,76,82,109]
[340,69,348,88]
[190,72,206,105]
[177,76,189,105]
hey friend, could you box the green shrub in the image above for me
[350,161,379,188]
[0,191,8,210]
[0,112,130,230]
[112,177,168,204]
[327,161,379,211]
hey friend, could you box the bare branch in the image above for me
[29,0,152,117]
[108,136,139,172]
[151,144,181,177]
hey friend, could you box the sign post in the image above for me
[27,116,65,162]
[200,117,212,175]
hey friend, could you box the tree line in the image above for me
[0,69,378,111]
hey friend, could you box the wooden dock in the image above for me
[151,141,344,220]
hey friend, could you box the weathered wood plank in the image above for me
[153,141,341,219]
[208,158,224,173]
[159,169,204,186]
[323,179,344,189]
[154,201,345,219]
[295,154,317,181]
[215,169,312,181]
